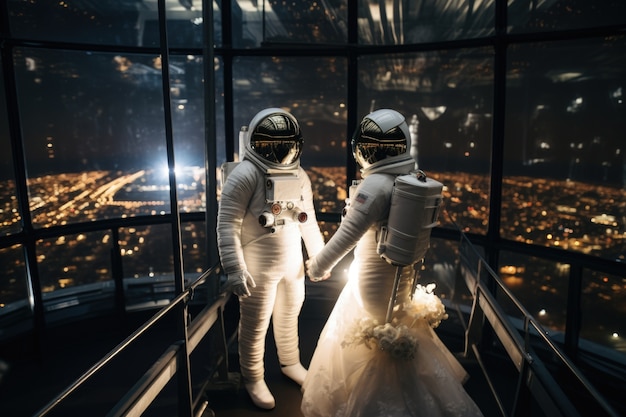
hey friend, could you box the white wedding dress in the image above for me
[301,229,484,417]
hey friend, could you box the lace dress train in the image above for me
[301,274,484,417]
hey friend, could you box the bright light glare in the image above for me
[160,164,188,179]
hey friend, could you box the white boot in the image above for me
[281,363,307,386]
[244,380,275,409]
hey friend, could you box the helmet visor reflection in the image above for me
[250,113,304,165]
[250,136,303,165]
[352,124,407,167]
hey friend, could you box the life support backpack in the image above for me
[377,170,443,266]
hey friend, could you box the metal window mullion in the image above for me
[346,0,359,186]
[203,0,219,288]
[156,1,193,416]
[1,39,47,355]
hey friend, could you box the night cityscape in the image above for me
[1,164,624,352]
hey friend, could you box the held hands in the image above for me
[223,270,256,297]
[306,258,331,282]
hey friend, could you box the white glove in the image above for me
[223,270,256,297]
[306,258,331,282]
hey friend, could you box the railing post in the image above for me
[464,286,484,360]
[176,335,194,417]
[110,227,127,322]
[215,305,230,381]
[564,264,583,360]
[511,357,532,417]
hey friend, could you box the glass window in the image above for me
[358,0,494,45]
[508,0,626,34]
[503,37,626,261]
[7,0,210,48]
[0,59,22,237]
[358,48,494,233]
[232,0,348,48]
[181,221,208,275]
[419,237,461,303]
[169,54,226,216]
[37,231,114,323]
[0,244,31,340]
[139,3,205,48]
[213,56,226,168]
[120,224,175,309]
[169,55,209,214]
[580,269,626,358]
[13,47,172,226]
[232,56,348,213]
[497,251,569,336]
[120,224,174,280]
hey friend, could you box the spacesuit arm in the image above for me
[298,168,326,258]
[307,177,390,280]
[306,207,368,280]
[216,164,257,275]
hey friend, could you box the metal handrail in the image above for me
[32,263,227,417]
[458,232,620,417]
[106,291,232,417]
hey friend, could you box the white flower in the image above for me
[341,283,448,361]
[402,283,448,328]
[341,317,379,349]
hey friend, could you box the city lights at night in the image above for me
[0,2,625,416]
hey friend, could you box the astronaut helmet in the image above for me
[244,108,303,171]
[352,109,415,173]
[351,109,415,175]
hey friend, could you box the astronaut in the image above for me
[302,110,478,417]
[216,108,325,410]
[306,108,419,320]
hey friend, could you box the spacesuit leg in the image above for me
[238,278,276,382]
[238,272,278,409]
[272,267,307,384]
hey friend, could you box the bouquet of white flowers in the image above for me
[403,283,449,328]
[342,283,448,361]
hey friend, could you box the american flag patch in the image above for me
[355,193,368,204]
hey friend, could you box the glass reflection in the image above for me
[508,0,626,34]
[120,224,174,281]
[358,0,494,44]
[503,37,626,261]
[37,231,115,322]
[0,244,30,340]
[232,0,348,47]
[38,231,112,292]
[181,221,208,274]
[7,0,209,48]
[232,56,348,212]
[580,269,626,356]
[498,251,568,335]
[12,48,211,226]
[0,245,30,316]
[11,0,624,48]
[418,238,461,303]
[120,224,177,309]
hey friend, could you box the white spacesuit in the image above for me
[216,108,325,410]
[301,110,482,417]
[306,108,419,320]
